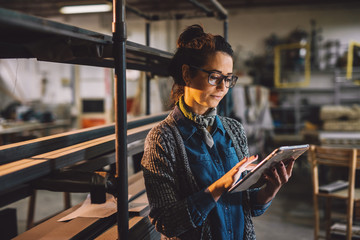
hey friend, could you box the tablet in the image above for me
[228,144,309,193]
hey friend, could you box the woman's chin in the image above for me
[209,99,222,108]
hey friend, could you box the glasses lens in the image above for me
[208,72,238,88]
[227,76,238,88]
[208,72,223,86]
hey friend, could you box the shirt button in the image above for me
[228,230,232,234]
[216,159,220,163]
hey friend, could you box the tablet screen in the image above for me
[228,144,309,193]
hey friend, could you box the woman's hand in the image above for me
[207,155,258,201]
[257,158,295,204]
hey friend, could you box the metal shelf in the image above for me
[0,7,173,76]
[271,69,360,134]
[271,88,335,93]
[0,2,230,239]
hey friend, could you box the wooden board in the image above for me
[14,173,148,239]
[0,122,155,192]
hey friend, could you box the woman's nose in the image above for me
[216,78,227,90]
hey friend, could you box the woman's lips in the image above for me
[211,95,223,100]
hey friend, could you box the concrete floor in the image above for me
[4,159,317,239]
[253,161,315,240]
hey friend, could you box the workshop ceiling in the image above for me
[0,0,359,19]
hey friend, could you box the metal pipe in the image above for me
[145,22,151,115]
[223,19,228,41]
[222,19,229,116]
[209,0,228,19]
[146,22,150,47]
[187,0,214,17]
[125,12,211,21]
[112,0,128,239]
[126,4,153,21]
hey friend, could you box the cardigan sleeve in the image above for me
[141,125,216,238]
[247,188,272,217]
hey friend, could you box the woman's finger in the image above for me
[276,161,288,183]
[236,155,258,169]
[245,163,257,171]
[269,167,281,185]
[263,172,277,186]
[286,159,295,176]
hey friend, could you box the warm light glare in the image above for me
[60,4,112,14]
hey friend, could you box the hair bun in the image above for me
[177,24,213,50]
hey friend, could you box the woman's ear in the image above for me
[182,64,191,85]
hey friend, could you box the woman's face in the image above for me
[183,51,233,115]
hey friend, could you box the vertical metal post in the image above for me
[294,89,300,134]
[112,0,128,239]
[145,22,151,115]
[222,19,229,116]
[223,19,228,42]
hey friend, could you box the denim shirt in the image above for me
[173,106,270,240]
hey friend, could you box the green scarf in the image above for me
[178,96,217,148]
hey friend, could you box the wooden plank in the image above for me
[94,216,159,240]
[14,205,82,240]
[129,193,149,216]
[66,152,116,172]
[94,224,118,240]
[128,171,143,185]
[128,173,146,202]
[315,147,360,168]
[0,124,115,165]
[0,120,70,135]
[67,140,144,172]
[15,174,149,240]
[128,173,148,216]
[127,122,158,144]
[0,122,155,192]
[38,217,101,240]
[1,135,114,174]
[0,113,167,165]
[0,135,115,191]
[128,140,145,156]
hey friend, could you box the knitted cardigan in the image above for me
[141,110,258,240]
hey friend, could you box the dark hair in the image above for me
[168,24,234,106]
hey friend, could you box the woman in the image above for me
[141,24,294,240]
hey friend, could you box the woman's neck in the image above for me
[183,96,209,115]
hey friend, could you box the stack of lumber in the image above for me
[321,105,360,131]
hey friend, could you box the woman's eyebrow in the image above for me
[209,69,233,75]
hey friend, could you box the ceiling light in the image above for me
[60,4,112,14]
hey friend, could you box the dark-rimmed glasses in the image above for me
[189,65,238,88]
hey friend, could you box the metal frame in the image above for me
[274,42,311,88]
[346,40,360,82]
[115,3,229,237]
[112,1,128,238]
[128,0,229,116]
[0,1,230,239]
[0,8,173,76]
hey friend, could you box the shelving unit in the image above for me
[0,8,172,75]
[271,69,360,134]
[0,1,231,239]
[0,5,173,240]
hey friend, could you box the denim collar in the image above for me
[172,105,225,142]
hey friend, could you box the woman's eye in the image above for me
[210,73,222,80]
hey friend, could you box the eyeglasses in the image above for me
[189,65,238,88]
